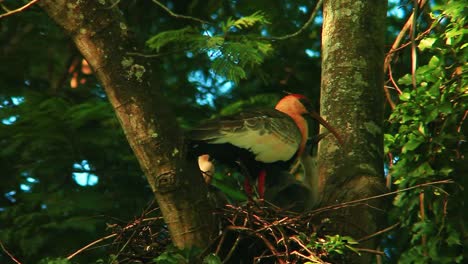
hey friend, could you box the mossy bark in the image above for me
[318,0,388,262]
[39,0,216,248]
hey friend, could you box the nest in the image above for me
[103,201,345,264]
[211,201,337,264]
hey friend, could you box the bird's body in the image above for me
[188,94,341,199]
[189,109,303,163]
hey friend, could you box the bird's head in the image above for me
[274,94,312,116]
[275,94,344,146]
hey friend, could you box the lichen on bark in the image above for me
[318,0,388,262]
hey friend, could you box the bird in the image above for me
[187,94,343,200]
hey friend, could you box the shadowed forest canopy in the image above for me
[0,0,465,263]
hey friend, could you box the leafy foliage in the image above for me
[152,245,205,264]
[384,1,466,263]
[305,233,360,258]
[146,12,272,83]
[221,11,270,31]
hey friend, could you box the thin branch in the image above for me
[355,247,385,255]
[384,0,427,70]
[222,234,241,264]
[388,65,403,95]
[105,0,120,9]
[384,0,428,107]
[0,0,40,19]
[267,0,323,41]
[358,222,400,242]
[311,179,453,215]
[456,110,467,133]
[151,0,210,25]
[383,84,397,110]
[0,240,22,264]
[126,49,189,58]
[419,191,428,255]
[66,233,117,260]
[290,236,324,263]
[290,250,327,263]
[410,0,419,89]
[254,232,286,264]
[387,24,435,55]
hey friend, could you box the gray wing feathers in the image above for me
[189,109,301,145]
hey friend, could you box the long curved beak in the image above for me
[308,111,344,146]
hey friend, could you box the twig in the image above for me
[221,217,247,263]
[388,64,403,94]
[457,110,467,133]
[266,0,323,41]
[0,0,40,19]
[151,0,210,25]
[105,0,120,9]
[384,0,428,107]
[419,191,428,255]
[126,48,189,58]
[276,227,290,260]
[215,233,226,256]
[254,232,286,264]
[67,233,117,260]
[384,0,427,70]
[290,236,322,261]
[114,229,138,260]
[386,152,394,189]
[222,234,241,264]
[410,0,419,90]
[358,222,400,242]
[355,247,384,255]
[383,83,397,110]
[0,240,22,264]
[387,24,435,55]
[311,179,453,215]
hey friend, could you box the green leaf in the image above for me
[398,74,413,85]
[402,134,424,153]
[410,162,435,178]
[203,254,222,264]
[211,177,247,201]
[38,258,71,264]
[428,56,441,68]
[418,38,436,51]
[400,92,411,101]
[446,231,461,246]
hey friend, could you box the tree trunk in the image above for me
[319,0,388,262]
[39,0,216,248]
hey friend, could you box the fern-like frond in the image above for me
[212,57,246,83]
[146,27,196,51]
[209,39,272,83]
[221,11,269,33]
[232,11,269,30]
[145,10,273,83]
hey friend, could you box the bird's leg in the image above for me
[243,178,254,199]
[257,169,266,200]
[236,160,255,200]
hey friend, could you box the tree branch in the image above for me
[266,0,323,41]
[0,0,40,19]
[0,240,22,264]
[151,0,210,25]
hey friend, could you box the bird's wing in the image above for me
[188,109,302,163]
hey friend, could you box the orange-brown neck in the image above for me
[288,113,308,158]
[274,96,310,158]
